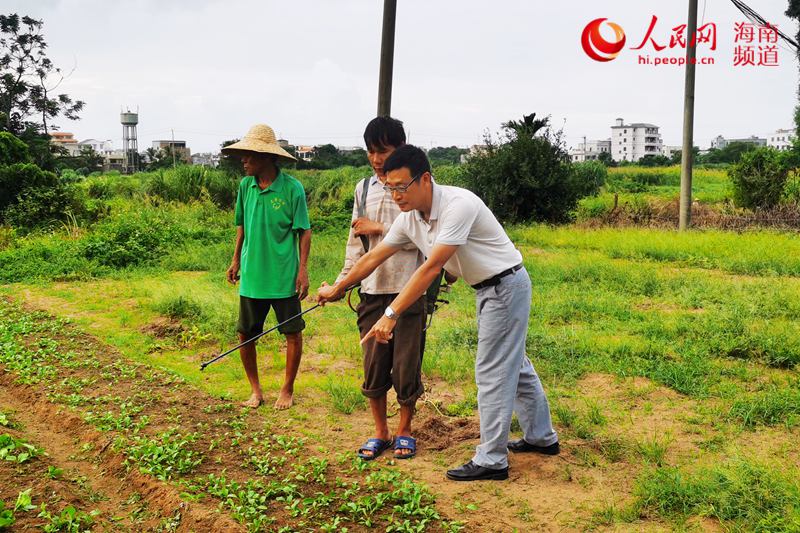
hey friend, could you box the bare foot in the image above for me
[241,394,264,409]
[274,390,293,410]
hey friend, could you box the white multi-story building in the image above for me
[569,139,612,162]
[768,128,795,151]
[610,118,663,162]
[662,145,682,159]
[79,139,114,154]
[710,135,766,150]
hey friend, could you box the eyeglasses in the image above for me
[382,173,421,194]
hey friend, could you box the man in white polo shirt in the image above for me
[317,144,558,481]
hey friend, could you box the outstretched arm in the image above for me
[317,242,400,304]
[362,243,458,344]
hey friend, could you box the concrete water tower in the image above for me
[121,109,139,173]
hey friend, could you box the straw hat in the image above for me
[221,124,297,163]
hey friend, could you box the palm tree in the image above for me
[502,113,549,139]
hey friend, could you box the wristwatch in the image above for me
[384,305,399,320]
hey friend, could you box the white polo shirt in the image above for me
[382,184,523,286]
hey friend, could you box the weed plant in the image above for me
[632,459,800,530]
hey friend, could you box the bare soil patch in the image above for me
[140,317,185,339]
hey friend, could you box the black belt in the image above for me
[471,264,523,290]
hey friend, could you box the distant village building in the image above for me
[459,144,489,164]
[337,145,363,154]
[611,118,663,162]
[192,152,220,167]
[79,139,114,155]
[569,139,611,162]
[50,132,81,155]
[767,128,796,151]
[295,145,316,162]
[51,133,123,169]
[152,139,192,163]
[104,151,125,172]
[710,135,766,150]
[662,145,682,159]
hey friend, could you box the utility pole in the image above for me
[171,128,177,169]
[377,0,397,117]
[679,0,698,230]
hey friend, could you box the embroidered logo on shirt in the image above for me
[271,197,286,210]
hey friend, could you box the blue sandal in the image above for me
[357,438,393,460]
[394,436,417,459]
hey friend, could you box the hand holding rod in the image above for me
[200,283,359,371]
[199,304,321,371]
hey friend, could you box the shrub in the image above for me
[0,132,30,166]
[571,161,607,192]
[0,163,59,214]
[461,113,599,223]
[783,170,800,204]
[145,166,238,208]
[156,295,204,320]
[729,148,791,209]
[3,186,72,231]
[82,209,185,268]
[0,239,94,283]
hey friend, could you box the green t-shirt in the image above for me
[234,171,310,299]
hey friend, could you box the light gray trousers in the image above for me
[472,266,558,469]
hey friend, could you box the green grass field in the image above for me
[1,166,799,530]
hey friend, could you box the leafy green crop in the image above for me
[124,430,203,481]
[0,434,40,464]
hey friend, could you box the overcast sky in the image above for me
[4,0,797,153]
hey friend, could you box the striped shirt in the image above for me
[335,175,423,295]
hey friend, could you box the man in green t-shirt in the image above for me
[222,124,311,410]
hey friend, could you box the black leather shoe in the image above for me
[508,439,560,455]
[446,461,508,481]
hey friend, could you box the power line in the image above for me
[729,0,800,51]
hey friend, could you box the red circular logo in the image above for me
[581,18,626,62]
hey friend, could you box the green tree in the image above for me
[729,148,791,209]
[428,146,468,166]
[217,139,242,175]
[0,15,84,136]
[638,154,672,167]
[462,113,599,223]
[597,151,615,166]
[0,162,58,213]
[670,146,701,165]
[0,131,30,165]
[701,141,757,164]
[340,148,369,167]
[142,146,183,171]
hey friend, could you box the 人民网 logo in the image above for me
[581,18,626,62]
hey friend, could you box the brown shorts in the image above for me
[237,295,305,337]
[356,292,426,406]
